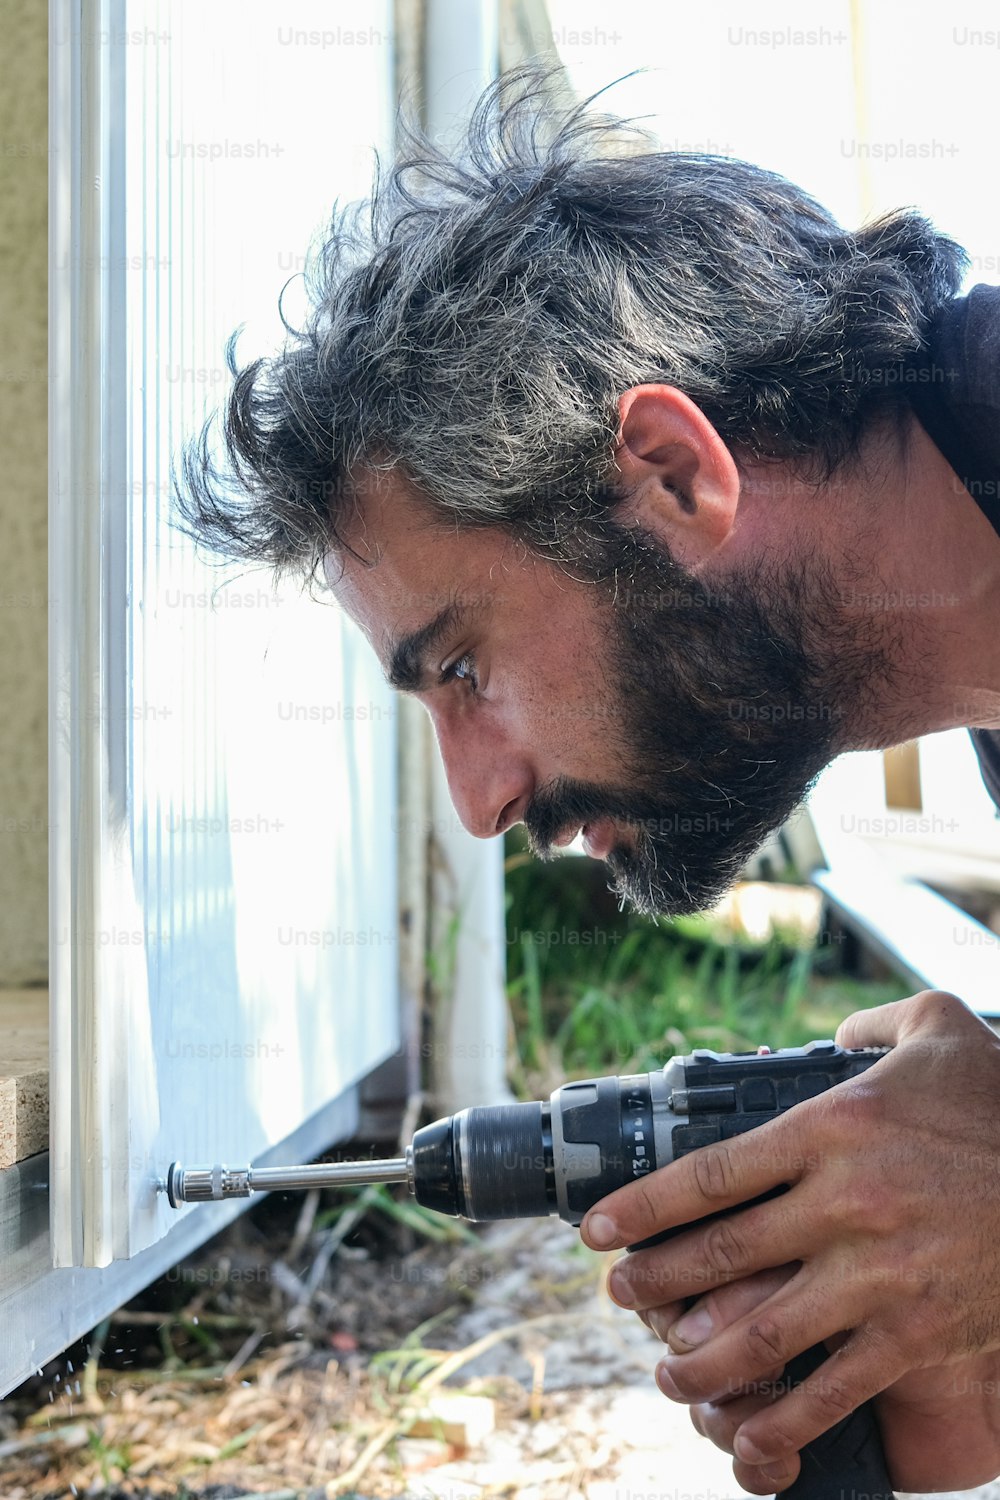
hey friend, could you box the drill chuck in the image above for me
[410,1102,554,1220]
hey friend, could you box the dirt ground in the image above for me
[1,1188,998,1500]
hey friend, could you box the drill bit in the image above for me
[165,1155,409,1207]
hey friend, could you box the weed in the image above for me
[504,832,908,1093]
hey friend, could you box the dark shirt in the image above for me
[907,283,1000,809]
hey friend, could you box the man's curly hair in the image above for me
[176,63,968,580]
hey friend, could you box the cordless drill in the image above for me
[166,1039,895,1500]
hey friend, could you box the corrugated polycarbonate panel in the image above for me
[51,0,400,1265]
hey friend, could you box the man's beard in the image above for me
[522,521,897,917]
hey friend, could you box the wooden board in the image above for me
[813,868,1000,1020]
[0,988,48,1169]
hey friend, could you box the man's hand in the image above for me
[638,1266,1000,1494]
[579,991,1000,1486]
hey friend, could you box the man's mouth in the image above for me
[581,820,615,859]
[549,820,616,859]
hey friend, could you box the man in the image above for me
[180,68,1000,1494]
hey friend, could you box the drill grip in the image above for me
[778,1344,893,1500]
[648,1042,896,1496]
[628,1203,893,1500]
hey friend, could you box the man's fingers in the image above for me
[692,1395,802,1496]
[733,1452,802,1496]
[729,1329,909,1470]
[666,1265,799,1351]
[605,1195,813,1311]
[691,1387,782,1443]
[638,1301,686,1343]
[639,1266,797,1351]
[653,1272,855,1407]
[581,1109,808,1253]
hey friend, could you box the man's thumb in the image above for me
[835,996,911,1050]
[835,990,965,1050]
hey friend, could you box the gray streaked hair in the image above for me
[176,63,968,579]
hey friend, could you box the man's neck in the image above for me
[714,411,1000,746]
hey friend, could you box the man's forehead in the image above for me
[324,463,597,656]
[328,464,441,567]
[324,472,446,615]
[323,468,512,666]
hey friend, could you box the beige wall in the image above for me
[0,0,48,984]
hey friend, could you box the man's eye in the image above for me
[441,653,479,691]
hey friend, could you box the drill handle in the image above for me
[778,1344,893,1500]
[627,1214,893,1500]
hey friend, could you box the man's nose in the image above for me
[432,716,532,839]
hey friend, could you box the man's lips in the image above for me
[550,819,616,859]
[582,820,615,859]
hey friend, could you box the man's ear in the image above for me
[614,385,741,569]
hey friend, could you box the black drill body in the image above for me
[409,1038,885,1224]
[166,1040,895,1500]
[407,1039,893,1500]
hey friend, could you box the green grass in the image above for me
[504,833,909,1097]
[315,1183,480,1244]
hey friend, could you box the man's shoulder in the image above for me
[970,728,1000,816]
[920,287,1000,812]
[911,283,1000,511]
[927,281,1000,408]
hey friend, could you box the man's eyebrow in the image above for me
[385,603,471,692]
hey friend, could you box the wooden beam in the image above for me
[883,741,923,811]
[0,988,48,1169]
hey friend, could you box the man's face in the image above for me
[328,469,889,916]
